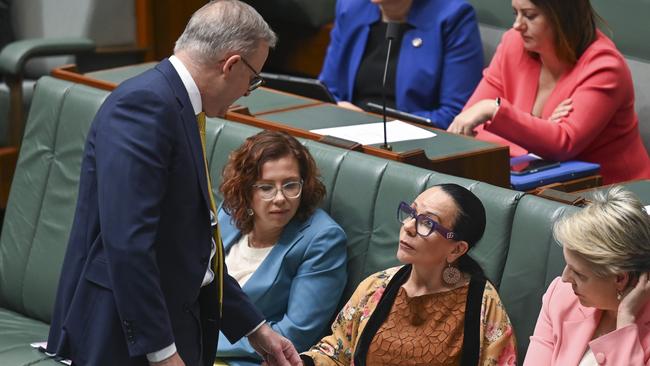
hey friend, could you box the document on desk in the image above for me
[311,120,436,145]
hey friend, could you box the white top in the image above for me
[578,348,598,366]
[225,234,274,287]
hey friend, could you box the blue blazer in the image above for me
[47,59,264,366]
[319,0,484,128]
[216,207,347,366]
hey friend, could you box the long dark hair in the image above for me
[436,183,486,279]
[530,0,602,64]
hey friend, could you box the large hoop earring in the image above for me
[442,262,461,286]
[246,208,254,216]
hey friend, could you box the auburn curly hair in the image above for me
[219,130,326,234]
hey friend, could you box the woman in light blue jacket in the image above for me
[215,130,347,366]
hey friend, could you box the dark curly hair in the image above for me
[219,130,326,233]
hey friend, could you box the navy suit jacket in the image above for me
[319,0,483,128]
[47,59,264,366]
[216,208,347,366]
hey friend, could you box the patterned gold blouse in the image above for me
[366,285,468,365]
[302,266,517,366]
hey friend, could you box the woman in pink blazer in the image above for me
[448,0,650,184]
[524,186,650,365]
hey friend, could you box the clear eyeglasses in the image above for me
[253,180,303,201]
[397,201,457,240]
[240,56,264,92]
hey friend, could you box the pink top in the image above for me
[524,277,650,366]
[467,29,650,184]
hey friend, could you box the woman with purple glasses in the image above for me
[301,183,516,366]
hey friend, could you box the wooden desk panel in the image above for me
[235,88,322,115]
[229,103,510,187]
[51,64,510,187]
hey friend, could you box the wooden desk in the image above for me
[53,64,323,115]
[51,63,511,187]
[228,103,510,187]
[531,175,603,194]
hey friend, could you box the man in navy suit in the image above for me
[47,1,301,365]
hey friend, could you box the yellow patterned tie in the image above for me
[197,112,224,316]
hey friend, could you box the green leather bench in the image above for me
[0,76,576,364]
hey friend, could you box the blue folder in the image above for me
[510,156,600,191]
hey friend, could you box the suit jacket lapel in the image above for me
[558,305,599,365]
[242,218,308,303]
[221,212,242,252]
[156,59,211,212]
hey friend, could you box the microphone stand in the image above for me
[381,22,399,151]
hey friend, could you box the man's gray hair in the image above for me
[174,0,277,64]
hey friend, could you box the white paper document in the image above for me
[311,120,436,145]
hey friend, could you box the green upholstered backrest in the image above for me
[499,195,578,358]
[0,77,109,322]
[203,122,524,303]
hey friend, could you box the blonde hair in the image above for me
[554,186,650,277]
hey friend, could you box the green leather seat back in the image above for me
[462,182,524,288]
[0,76,107,365]
[499,195,578,358]
[0,77,108,322]
[206,125,524,303]
[205,118,262,205]
[300,143,522,302]
[301,140,348,213]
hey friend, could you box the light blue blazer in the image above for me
[216,207,347,366]
[319,0,484,128]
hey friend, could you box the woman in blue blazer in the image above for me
[319,0,484,129]
[215,131,347,366]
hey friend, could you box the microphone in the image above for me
[380,22,399,151]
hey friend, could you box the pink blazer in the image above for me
[524,277,650,365]
[466,29,650,184]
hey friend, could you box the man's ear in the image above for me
[448,240,469,263]
[221,54,240,77]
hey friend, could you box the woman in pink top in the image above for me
[447,0,650,184]
[524,187,650,365]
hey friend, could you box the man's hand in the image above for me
[150,352,185,366]
[248,324,302,366]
